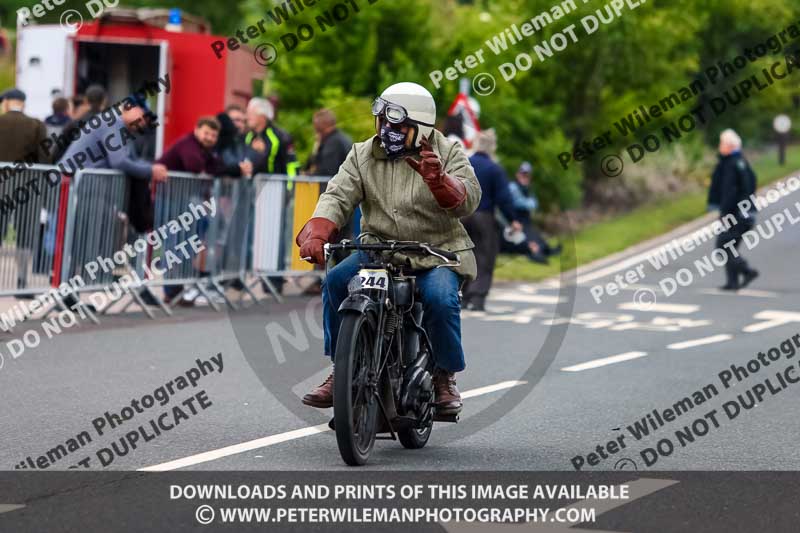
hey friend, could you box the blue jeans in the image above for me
[322,252,466,373]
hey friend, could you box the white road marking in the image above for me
[481,308,543,324]
[489,292,563,304]
[618,302,699,314]
[138,425,330,472]
[561,351,647,372]
[620,283,667,292]
[743,310,800,333]
[698,288,778,298]
[609,317,711,332]
[575,252,656,285]
[138,380,528,472]
[736,289,779,298]
[0,504,25,514]
[668,334,733,350]
[485,305,516,313]
[461,380,527,399]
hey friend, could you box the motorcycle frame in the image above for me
[337,253,436,440]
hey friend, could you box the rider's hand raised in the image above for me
[405,137,445,185]
[405,137,467,210]
[296,217,339,265]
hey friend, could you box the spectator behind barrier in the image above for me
[244,97,297,176]
[157,116,228,307]
[52,85,108,162]
[70,94,89,120]
[44,97,72,139]
[215,105,252,178]
[58,97,167,237]
[158,116,225,175]
[57,100,167,183]
[0,88,50,164]
[0,88,51,298]
[245,97,298,296]
[214,105,254,294]
[56,97,168,308]
[307,109,352,176]
[302,108,354,292]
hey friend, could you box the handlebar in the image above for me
[324,240,460,264]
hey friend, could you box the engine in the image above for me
[399,365,433,417]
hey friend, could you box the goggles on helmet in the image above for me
[371,97,435,127]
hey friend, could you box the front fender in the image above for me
[338,293,378,316]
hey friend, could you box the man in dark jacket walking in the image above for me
[708,129,759,291]
[461,129,522,311]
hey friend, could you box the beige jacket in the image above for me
[313,129,481,279]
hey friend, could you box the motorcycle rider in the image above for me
[295,82,481,415]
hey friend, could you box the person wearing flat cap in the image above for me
[0,89,50,296]
[0,88,50,164]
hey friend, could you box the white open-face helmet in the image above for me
[372,82,437,150]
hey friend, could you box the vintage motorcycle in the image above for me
[324,236,461,466]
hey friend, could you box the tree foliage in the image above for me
[5,0,799,211]
[256,0,800,211]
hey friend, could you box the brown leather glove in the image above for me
[405,137,466,210]
[295,217,339,265]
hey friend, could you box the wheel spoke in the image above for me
[349,324,375,453]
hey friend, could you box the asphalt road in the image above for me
[3,176,800,473]
[1,175,800,530]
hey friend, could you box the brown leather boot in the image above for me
[433,368,462,414]
[302,371,334,408]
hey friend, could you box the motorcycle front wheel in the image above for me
[333,312,379,466]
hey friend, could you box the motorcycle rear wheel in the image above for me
[397,420,432,449]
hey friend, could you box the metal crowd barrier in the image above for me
[59,169,132,321]
[207,177,258,308]
[150,171,218,310]
[0,163,333,326]
[251,173,329,302]
[0,165,63,299]
[0,164,73,330]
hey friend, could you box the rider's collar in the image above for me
[371,135,389,160]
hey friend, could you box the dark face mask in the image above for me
[379,122,410,160]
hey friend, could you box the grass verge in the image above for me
[494,147,800,282]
